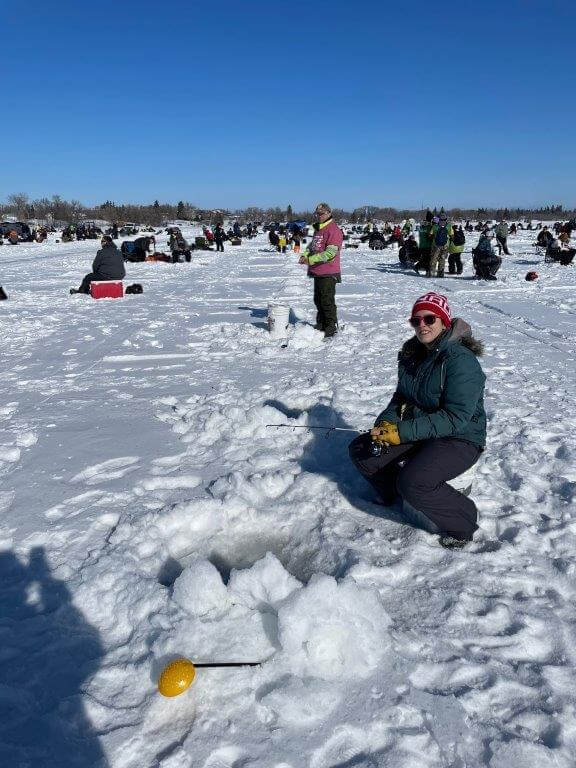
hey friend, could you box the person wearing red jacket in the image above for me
[299,203,343,338]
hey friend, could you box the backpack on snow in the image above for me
[121,241,137,259]
[453,229,465,246]
[434,225,449,247]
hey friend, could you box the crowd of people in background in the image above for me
[350,208,576,280]
[1,207,575,305]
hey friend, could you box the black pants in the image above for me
[215,241,224,252]
[550,248,576,265]
[448,253,463,274]
[414,247,431,272]
[496,236,510,255]
[349,434,481,538]
[78,272,99,293]
[313,276,338,334]
[473,252,502,278]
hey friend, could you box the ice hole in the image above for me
[157,532,344,587]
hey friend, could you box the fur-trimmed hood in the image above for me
[400,318,484,362]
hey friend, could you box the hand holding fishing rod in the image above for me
[266,423,390,456]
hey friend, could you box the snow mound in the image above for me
[172,558,230,617]
[277,573,391,680]
[228,551,301,609]
[167,554,392,684]
[286,323,325,349]
[258,676,342,727]
[490,741,571,768]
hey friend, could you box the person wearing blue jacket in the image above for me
[349,292,486,548]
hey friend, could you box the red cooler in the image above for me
[90,281,124,299]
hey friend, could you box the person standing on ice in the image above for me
[349,292,486,549]
[299,202,343,338]
[428,213,453,277]
[214,222,227,252]
[495,220,510,255]
[448,225,466,274]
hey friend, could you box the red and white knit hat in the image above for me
[411,292,452,327]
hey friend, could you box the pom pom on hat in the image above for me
[411,292,452,327]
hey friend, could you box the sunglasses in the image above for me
[409,314,439,328]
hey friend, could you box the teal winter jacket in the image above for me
[374,319,487,447]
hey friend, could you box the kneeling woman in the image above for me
[349,292,486,548]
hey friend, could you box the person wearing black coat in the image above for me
[214,223,227,252]
[546,239,576,265]
[71,236,126,294]
[536,228,553,248]
[132,236,155,261]
[398,235,419,265]
[472,233,502,280]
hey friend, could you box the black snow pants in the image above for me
[313,276,338,334]
[448,253,463,274]
[78,272,100,293]
[414,247,431,273]
[215,240,225,252]
[78,272,122,293]
[349,434,481,539]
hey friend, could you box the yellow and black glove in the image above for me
[370,421,401,446]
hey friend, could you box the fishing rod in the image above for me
[194,662,261,668]
[266,423,388,455]
[266,423,359,434]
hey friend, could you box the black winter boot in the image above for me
[440,534,472,549]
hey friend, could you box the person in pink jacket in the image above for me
[299,202,343,337]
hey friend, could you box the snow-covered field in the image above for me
[1,227,575,768]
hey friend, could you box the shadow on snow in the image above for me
[0,547,108,767]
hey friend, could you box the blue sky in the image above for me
[3,0,574,210]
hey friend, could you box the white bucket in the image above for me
[267,303,290,337]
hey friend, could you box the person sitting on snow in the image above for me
[536,227,553,248]
[349,291,486,549]
[546,238,576,266]
[368,229,387,250]
[472,232,502,280]
[398,235,419,266]
[70,235,126,294]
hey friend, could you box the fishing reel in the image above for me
[369,439,388,456]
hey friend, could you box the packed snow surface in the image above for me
[1,227,576,767]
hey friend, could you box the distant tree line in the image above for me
[0,193,573,225]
